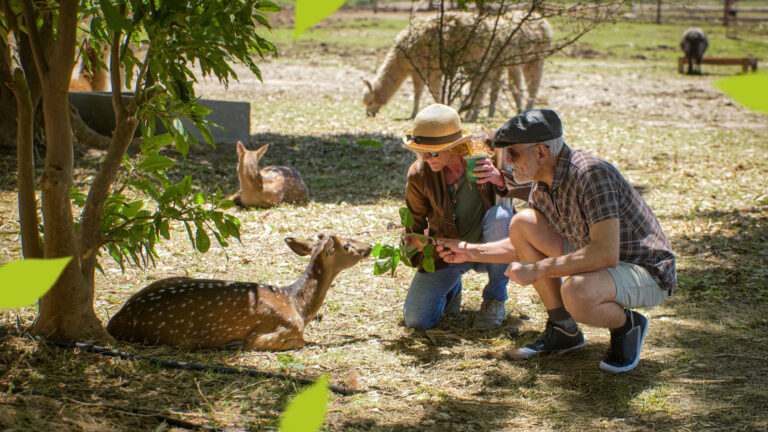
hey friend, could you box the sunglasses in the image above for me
[503,143,539,161]
[419,151,441,158]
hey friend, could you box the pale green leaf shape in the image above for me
[294,0,345,39]
[0,257,72,309]
[280,374,329,432]
[714,72,768,114]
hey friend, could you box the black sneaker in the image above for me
[511,321,585,359]
[599,310,649,374]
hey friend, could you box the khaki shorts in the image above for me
[564,240,667,309]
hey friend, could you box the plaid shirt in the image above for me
[529,144,676,293]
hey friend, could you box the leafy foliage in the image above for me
[64,0,281,272]
[71,153,241,273]
[372,207,435,276]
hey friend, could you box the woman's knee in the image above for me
[403,308,439,330]
[482,205,513,240]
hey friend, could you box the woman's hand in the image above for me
[472,157,505,188]
[403,235,429,253]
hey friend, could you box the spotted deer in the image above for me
[227,141,309,208]
[106,234,371,350]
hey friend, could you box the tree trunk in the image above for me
[28,0,107,341]
[0,36,19,150]
[12,68,43,259]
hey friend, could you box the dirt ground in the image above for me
[2,7,768,432]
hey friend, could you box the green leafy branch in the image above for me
[70,153,241,273]
[372,207,437,276]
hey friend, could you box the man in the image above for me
[401,104,527,330]
[439,109,675,373]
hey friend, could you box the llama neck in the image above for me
[371,46,411,104]
[285,253,338,321]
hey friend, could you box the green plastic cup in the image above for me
[463,154,489,182]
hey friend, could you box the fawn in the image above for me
[106,234,371,350]
[227,141,309,208]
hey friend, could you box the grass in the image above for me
[2,8,768,432]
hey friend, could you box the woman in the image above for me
[401,104,527,329]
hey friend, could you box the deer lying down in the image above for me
[107,235,371,351]
[227,141,309,208]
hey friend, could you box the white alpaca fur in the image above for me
[362,12,552,120]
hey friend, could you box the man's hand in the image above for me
[436,238,471,263]
[505,261,540,286]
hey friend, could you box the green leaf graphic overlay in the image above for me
[294,0,345,39]
[0,257,72,308]
[280,374,329,431]
[715,73,768,114]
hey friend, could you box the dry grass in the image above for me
[2,10,768,431]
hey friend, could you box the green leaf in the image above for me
[257,1,282,13]
[100,0,134,33]
[192,193,206,205]
[715,73,768,113]
[195,226,211,253]
[142,133,175,150]
[279,374,329,432]
[422,243,435,273]
[294,0,345,39]
[138,155,176,171]
[399,207,414,229]
[0,258,72,308]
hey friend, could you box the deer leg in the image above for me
[523,60,544,111]
[245,326,306,351]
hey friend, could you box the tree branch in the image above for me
[20,0,49,77]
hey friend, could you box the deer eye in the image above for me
[344,242,351,250]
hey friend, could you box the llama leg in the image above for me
[411,74,425,120]
[487,69,503,118]
[508,66,525,113]
[524,60,544,111]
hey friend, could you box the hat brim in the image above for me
[402,129,473,152]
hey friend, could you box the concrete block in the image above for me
[68,91,250,146]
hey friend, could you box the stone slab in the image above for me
[69,91,250,146]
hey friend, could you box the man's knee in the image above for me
[561,275,601,321]
[508,208,536,238]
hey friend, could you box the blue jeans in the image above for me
[403,205,513,329]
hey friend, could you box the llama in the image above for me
[680,28,708,75]
[107,234,372,350]
[227,141,309,209]
[362,12,551,120]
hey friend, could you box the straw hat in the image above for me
[402,104,472,152]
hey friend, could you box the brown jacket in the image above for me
[404,159,530,271]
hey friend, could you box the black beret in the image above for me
[492,109,563,148]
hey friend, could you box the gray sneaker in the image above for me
[445,290,462,315]
[474,298,506,329]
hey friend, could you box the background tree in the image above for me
[1,0,279,341]
[400,0,625,116]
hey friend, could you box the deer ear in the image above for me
[236,141,246,159]
[254,143,269,160]
[362,78,373,92]
[285,237,314,256]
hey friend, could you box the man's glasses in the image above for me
[503,143,539,162]
[419,151,441,158]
